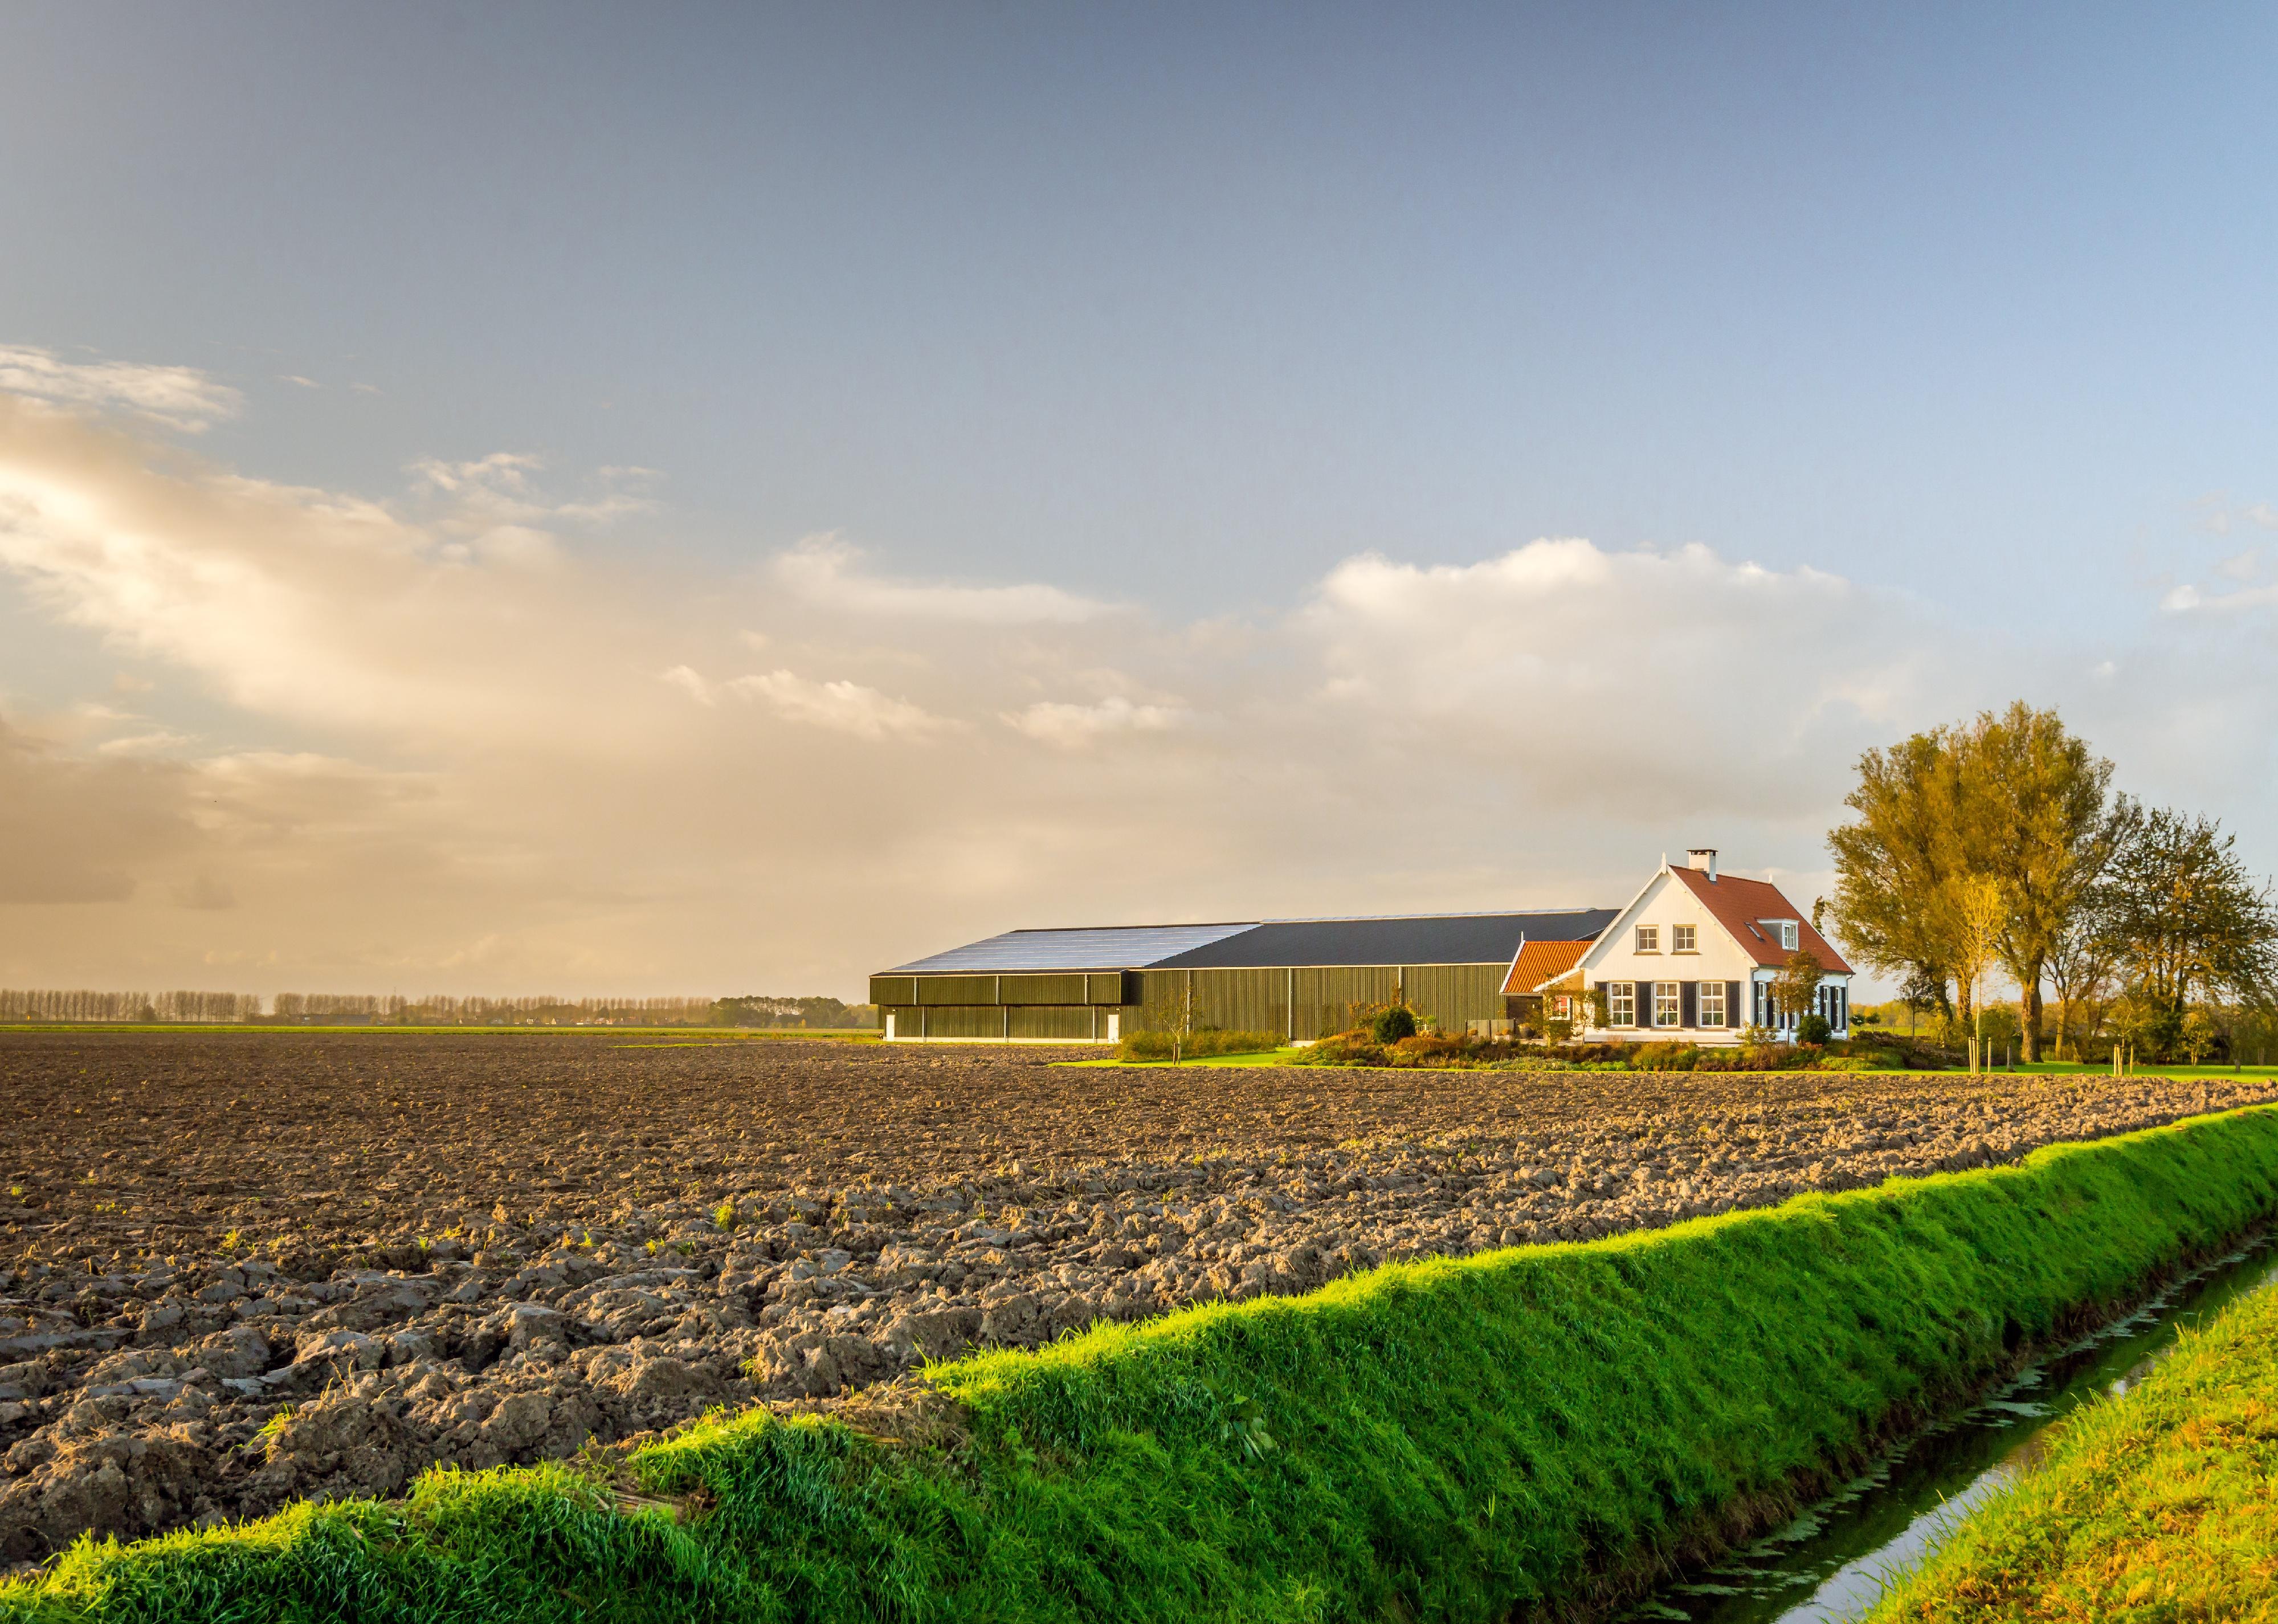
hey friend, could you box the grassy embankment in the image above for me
[7,1109,2278,1623]
[1865,1246,2278,1623]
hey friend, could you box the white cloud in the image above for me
[2163,580,2278,615]
[719,669,954,740]
[0,344,242,432]
[95,729,194,755]
[1003,695,1187,748]
[771,535,1112,624]
[0,399,658,740]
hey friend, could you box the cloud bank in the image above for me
[3,361,2273,998]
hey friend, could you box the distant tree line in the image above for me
[1830,701,2278,1063]
[707,995,873,1029]
[0,990,264,1023]
[0,991,872,1027]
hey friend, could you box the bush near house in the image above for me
[1118,1028,1284,1062]
[1285,1029,1946,1073]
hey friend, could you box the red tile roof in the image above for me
[1665,865,1853,974]
[1503,938,1591,995]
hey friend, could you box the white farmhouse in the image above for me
[1533,848,1853,1043]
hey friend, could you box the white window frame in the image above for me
[1672,924,1697,953]
[1781,921,1798,950]
[1653,981,1680,1028]
[1699,980,1725,1027]
[1635,924,1659,952]
[1609,982,1636,1027]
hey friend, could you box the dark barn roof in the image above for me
[884,907,1616,976]
[1150,909,1617,969]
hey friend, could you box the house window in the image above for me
[1782,922,1798,949]
[1672,924,1697,952]
[1551,994,1573,1019]
[1636,925,1659,952]
[1699,981,1725,1027]
[1654,981,1680,1027]
[1609,983,1635,1026]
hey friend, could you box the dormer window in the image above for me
[1636,925,1659,952]
[1672,925,1697,952]
[1765,920,1798,950]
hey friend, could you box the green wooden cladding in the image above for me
[879,1005,1107,1040]
[877,965,1505,1039]
[872,972,1132,1009]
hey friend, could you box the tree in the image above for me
[1828,730,1965,1021]
[2044,885,2124,1061]
[1830,704,2134,1062]
[1897,967,1944,1039]
[2103,809,2278,1048]
[1941,874,2007,1072]
[1769,948,1827,1038]
[1950,704,2136,1062]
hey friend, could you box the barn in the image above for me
[868,907,1620,1043]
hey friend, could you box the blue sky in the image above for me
[2,5,2274,995]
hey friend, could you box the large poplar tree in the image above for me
[1828,703,2133,1060]
[1827,728,1965,1022]
[1953,703,2136,1061]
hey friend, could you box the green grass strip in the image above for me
[9,1108,2278,1623]
[1864,1226,2278,1623]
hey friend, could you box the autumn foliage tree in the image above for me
[1829,703,2134,1061]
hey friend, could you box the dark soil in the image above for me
[1,1031,2268,1565]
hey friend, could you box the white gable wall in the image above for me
[1570,865,1850,1044]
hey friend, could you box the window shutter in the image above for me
[1726,981,1742,1030]
[1591,981,1605,1026]
[1679,981,1697,1027]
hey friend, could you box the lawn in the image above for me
[1865,1239,2278,1622]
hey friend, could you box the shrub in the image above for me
[1120,1028,1283,1062]
[1629,1041,1702,1071]
[1693,1046,1789,1072]
[1391,1033,1467,1062]
[1797,1013,1832,1046]
[1286,1032,1389,1067]
[1812,1054,1880,1072]
[1367,1003,1420,1045]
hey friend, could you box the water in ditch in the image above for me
[1618,1229,2278,1624]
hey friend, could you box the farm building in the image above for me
[871,907,1619,1043]
[872,849,1852,1045]
[1517,850,1855,1044]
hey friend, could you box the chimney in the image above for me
[1687,847,1718,882]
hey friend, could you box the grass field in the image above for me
[6,1105,2278,1622]
[1864,1243,2278,1622]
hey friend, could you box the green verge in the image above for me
[1863,1232,2278,1623]
[9,1109,2278,1624]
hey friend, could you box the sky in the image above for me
[3,3,2276,1001]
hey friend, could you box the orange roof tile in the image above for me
[1503,938,1591,995]
[1665,865,1853,974]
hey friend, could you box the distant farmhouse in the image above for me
[872,849,1852,1046]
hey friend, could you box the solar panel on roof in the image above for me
[885,921,1259,973]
